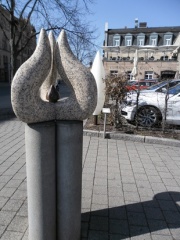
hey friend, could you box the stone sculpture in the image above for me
[11,28,97,240]
[11,29,97,123]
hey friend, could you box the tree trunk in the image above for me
[10,0,15,83]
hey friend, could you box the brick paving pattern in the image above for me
[0,119,180,239]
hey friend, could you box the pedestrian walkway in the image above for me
[0,119,180,239]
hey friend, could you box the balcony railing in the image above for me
[105,56,178,62]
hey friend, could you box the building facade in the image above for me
[103,20,180,81]
[0,5,36,83]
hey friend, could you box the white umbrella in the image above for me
[131,49,138,80]
[91,51,106,115]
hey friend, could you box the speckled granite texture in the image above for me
[11,29,97,123]
[40,31,57,101]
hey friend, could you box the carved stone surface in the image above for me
[40,31,57,101]
[11,29,56,123]
[11,29,97,123]
[55,30,97,120]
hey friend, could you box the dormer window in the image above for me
[113,34,120,46]
[137,33,145,46]
[164,33,173,45]
[149,33,158,46]
[125,34,132,46]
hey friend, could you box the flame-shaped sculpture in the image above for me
[91,51,106,116]
[11,29,97,123]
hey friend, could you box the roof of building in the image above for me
[107,26,180,34]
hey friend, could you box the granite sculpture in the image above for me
[11,29,97,123]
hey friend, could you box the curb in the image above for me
[83,129,180,147]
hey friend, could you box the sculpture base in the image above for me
[25,121,56,240]
[25,120,83,240]
[57,120,83,240]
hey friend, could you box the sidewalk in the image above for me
[0,118,180,239]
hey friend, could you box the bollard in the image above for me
[56,120,83,240]
[102,108,111,139]
[25,121,56,240]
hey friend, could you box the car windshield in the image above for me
[145,81,168,90]
[168,84,180,95]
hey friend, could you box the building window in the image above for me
[137,33,145,46]
[126,71,132,80]
[125,34,132,46]
[110,70,118,76]
[164,33,172,45]
[113,35,120,46]
[145,71,153,79]
[149,33,158,46]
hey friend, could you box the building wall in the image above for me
[104,59,179,80]
[103,23,180,80]
[0,5,36,83]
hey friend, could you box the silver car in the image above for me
[121,83,180,127]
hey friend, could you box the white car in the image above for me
[121,84,180,127]
[125,79,180,104]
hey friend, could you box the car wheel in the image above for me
[136,106,161,127]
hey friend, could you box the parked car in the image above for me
[125,79,180,104]
[121,83,180,127]
[126,80,158,91]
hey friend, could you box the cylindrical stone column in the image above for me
[25,121,56,240]
[56,120,83,240]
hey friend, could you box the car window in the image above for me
[146,81,167,90]
[168,84,180,95]
[155,80,180,92]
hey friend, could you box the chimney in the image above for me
[139,22,147,28]
[135,18,138,28]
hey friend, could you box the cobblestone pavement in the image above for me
[0,119,180,240]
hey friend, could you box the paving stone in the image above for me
[108,196,125,207]
[0,211,16,226]
[163,210,180,224]
[0,231,24,240]
[88,230,108,240]
[16,200,28,217]
[91,204,108,217]
[0,225,6,237]
[109,219,129,236]
[169,225,180,240]
[2,199,23,212]
[0,187,16,198]
[90,216,108,231]
[92,194,108,205]
[7,215,28,232]
[11,189,27,200]
[108,187,123,197]
[127,212,148,226]
[151,234,174,240]
[144,207,164,220]
[5,179,22,188]
[0,197,9,210]
[130,226,151,239]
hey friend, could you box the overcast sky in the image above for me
[87,0,180,49]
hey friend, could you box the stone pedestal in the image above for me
[56,121,83,240]
[25,122,56,240]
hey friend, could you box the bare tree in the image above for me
[67,24,97,66]
[0,0,97,80]
[105,73,128,128]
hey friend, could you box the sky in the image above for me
[87,0,180,49]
